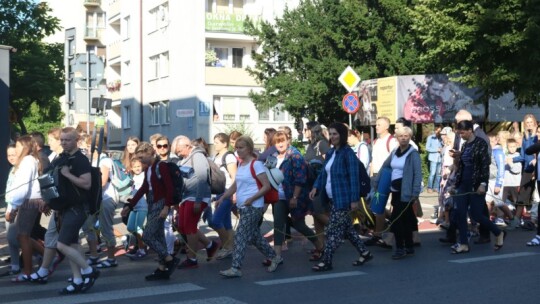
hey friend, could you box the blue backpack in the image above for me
[110,158,133,198]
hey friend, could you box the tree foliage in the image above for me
[244,0,427,125]
[0,0,63,135]
[410,0,540,105]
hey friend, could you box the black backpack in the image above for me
[155,161,184,204]
[87,167,103,216]
[306,159,324,189]
[358,161,371,197]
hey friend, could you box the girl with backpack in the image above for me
[210,133,237,260]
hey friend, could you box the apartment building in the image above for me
[47,0,300,149]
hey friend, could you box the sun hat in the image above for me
[265,167,284,190]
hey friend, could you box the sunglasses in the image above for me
[156,144,169,149]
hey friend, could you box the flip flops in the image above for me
[96,259,118,269]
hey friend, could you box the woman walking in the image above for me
[309,123,372,271]
[217,136,278,277]
[377,127,422,259]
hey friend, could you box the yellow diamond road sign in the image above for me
[338,66,361,93]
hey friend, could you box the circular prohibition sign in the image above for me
[342,93,361,114]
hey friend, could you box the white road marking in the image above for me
[3,283,204,304]
[449,252,539,264]
[162,297,248,304]
[255,271,366,286]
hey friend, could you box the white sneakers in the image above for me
[220,267,242,278]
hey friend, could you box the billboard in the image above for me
[355,74,486,125]
[488,92,540,122]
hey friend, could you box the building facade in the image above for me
[47,0,300,149]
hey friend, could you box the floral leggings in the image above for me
[321,205,368,265]
[231,206,276,269]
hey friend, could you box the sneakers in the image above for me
[177,258,198,269]
[267,256,284,272]
[493,217,507,226]
[216,248,233,260]
[130,249,147,260]
[220,267,242,278]
[206,241,220,261]
[165,257,180,275]
[145,269,170,281]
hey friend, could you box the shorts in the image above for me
[312,194,330,215]
[177,201,208,234]
[44,213,59,248]
[502,186,519,205]
[58,207,87,245]
[16,199,45,236]
[517,172,535,206]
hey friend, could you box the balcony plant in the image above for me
[107,80,121,92]
[205,49,219,66]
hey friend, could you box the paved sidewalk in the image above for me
[0,191,442,260]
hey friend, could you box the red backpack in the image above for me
[249,160,279,204]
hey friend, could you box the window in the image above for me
[161,100,170,124]
[149,2,169,32]
[213,96,252,122]
[232,48,243,68]
[232,0,243,14]
[85,11,106,38]
[122,16,130,40]
[122,105,131,129]
[123,60,131,84]
[148,52,169,80]
[258,109,270,121]
[150,102,160,125]
[214,47,228,67]
[274,104,287,121]
[216,0,229,13]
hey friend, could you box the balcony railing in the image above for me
[84,28,105,40]
[84,0,101,7]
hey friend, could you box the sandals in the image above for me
[494,231,507,251]
[353,250,373,266]
[11,274,30,283]
[59,282,83,295]
[309,249,323,262]
[29,272,49,284]
[365,236,392,249]
[96,259,118,269]
[526,235,540,247]
[81,268,100,292]
[312,262,333,272]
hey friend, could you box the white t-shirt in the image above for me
[235,160,265,208]
[94,157,116,201]
[10,155,41,208]
[276,156,286,200]
[132,172,147,210]
[324,152,336,199]
[371,133,398,175]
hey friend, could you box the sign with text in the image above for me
[176,109,195,118]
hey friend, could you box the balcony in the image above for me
[108,40,121,60]
[205,13,260,33]
[84,0,101,7]
[84,28,105,41]
[205,67,257,86]
[108,0,121,21]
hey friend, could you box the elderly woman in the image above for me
[377,127,422,259]
[449,120,506,253]
[309,122,372,272]
[271,131,324,267]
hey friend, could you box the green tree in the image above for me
[410,0,540,105]
[245,0,427,125]
[0,0,63,135]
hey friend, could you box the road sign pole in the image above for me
[86,51,91,134]
[349,114,352,129]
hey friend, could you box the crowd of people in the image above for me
[2,110,540,293]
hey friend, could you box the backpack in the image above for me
[109,158,133,199]
[306,159,324,189]
[356,142,372,168]
[207,157,226,194]
[88,167,103,215]
[250,160,279,204]
[358,160,371,197]
[155,161,185,205]
[219,151,235,172]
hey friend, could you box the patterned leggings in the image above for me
[231,206,276,269]
[142,193,168,262]
[321,205,367,265]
